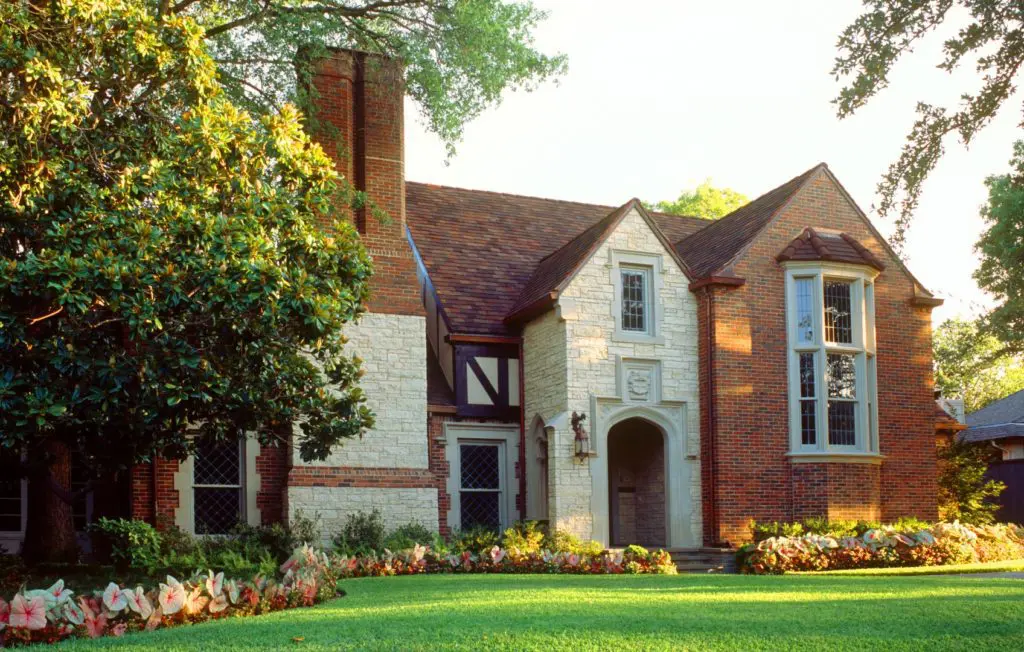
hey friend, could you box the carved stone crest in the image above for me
[626,370,651,401]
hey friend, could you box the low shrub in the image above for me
[382,523,434,552]
[88,519,162,571]
[502,521,546,556]
[739,520,1024,574]
[545,530,603,556]
[449,526,501,555]
[231,512,322,563]
[332,510,386,556]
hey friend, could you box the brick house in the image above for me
[0,48,945,552]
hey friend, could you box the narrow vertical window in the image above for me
[620,268,649,333]
[193,440,244,535]
[826,353,857,446]
[798,352,817,446]
[824,280,853,344]
[795,277,816,344]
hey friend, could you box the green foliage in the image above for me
[975,141,1024,356]
[87,518,162,570]
[0,0,374,487]
[938,439,1006,525]
[502,521,546,555]
[750,517,936,543]
[149,523,277,577]
[933,317,1024,412]
[544,530,603,556]
[651,180,748,219]
[229,511,322,563]
[383,522,434,551]
[449,526,501,555]
[832,0,1024,252]
[332,510,386,556]
[194,0,565,156]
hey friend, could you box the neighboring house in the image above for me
[962,389,1024,524]
[0,49,946,552]
[963,389,1024,460]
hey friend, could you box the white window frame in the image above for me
[173,436,261,535]
[609,250,665,344]
[0,452,28,553]
[444,423,519,531]
[783,262,881,463]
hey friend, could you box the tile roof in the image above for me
[675,164,824,279]
[775,228,886,271]
[406,183,708,335]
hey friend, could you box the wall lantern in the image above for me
[571,411,590,462]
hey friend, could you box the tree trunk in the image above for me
[23,440,77,564]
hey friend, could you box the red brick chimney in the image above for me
[307,48,423,316]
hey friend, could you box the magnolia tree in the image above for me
[0,0,377,561]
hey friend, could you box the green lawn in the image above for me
[56,574,1024,651]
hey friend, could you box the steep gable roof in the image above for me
[675,164,823,279]
[776,227,886,271]
[505,200,692,323]
[406,183,707,335]
[967,389,1024,428]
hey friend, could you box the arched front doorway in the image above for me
[607,418,666,547]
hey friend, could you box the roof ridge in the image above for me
[533,199,635,265]
[406,180,710,225]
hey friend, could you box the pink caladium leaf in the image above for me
[102,583,128,612]
[9,594,47,631]
[111,622,128,637]
[0,597,9,630]
[208,594,228,614]
[158,582,186,615]
[206,571,224,598]
[84,610,108,639]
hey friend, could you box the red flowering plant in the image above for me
[0,545,338,647]
[327,543,678,578]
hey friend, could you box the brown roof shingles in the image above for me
[406,183,706,335]
[675,164,824,279]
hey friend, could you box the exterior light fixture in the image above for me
[571,411,589,462]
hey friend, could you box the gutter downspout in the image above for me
[705,286,718,546]
[518,341,527,521]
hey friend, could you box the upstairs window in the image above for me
[785,266,879,458]
[620,267,651,333]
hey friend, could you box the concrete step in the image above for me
[667,547,737,574]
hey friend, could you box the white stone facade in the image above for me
[293,312,428,469]
[289,486,439,546]
[523,207,702,547]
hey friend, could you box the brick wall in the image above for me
[703,169,938,545]
[308,48,422,316]
[130,458,179,527]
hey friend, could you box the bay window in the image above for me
[784,264,879,460]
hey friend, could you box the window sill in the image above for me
[612,331,665,346]
[787,452,884,465]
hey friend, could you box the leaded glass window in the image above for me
[795,277,815,344]
[826,353,857,446]
[193,440,244,535]
[620,268,650,333]
[799,353,817,446]
[824,281,853,344]
[459,443,503,532]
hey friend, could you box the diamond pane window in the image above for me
[828,401,857,446]
[621,268,649,333]
[193,440,244,535]
[0,451,22,532]
[826,354,857,399]
[459,443,503,532]
[824,281,853,344]
[798,353,817,446]
[827,353,857,446]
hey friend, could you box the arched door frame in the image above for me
[589,397,694,548]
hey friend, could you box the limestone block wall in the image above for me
[294,313,428,469]
[289,486,438,546]
[523,207,702,544]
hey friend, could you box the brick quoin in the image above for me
[700,170,938,546]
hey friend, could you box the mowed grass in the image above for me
[56,573,1024,651]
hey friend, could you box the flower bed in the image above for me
[331,544,678,578]
[739,521,1024,574]
[0,545,336,647]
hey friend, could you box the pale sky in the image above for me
[404,0,1022,325]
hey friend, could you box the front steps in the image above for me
[667,547,737,573]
